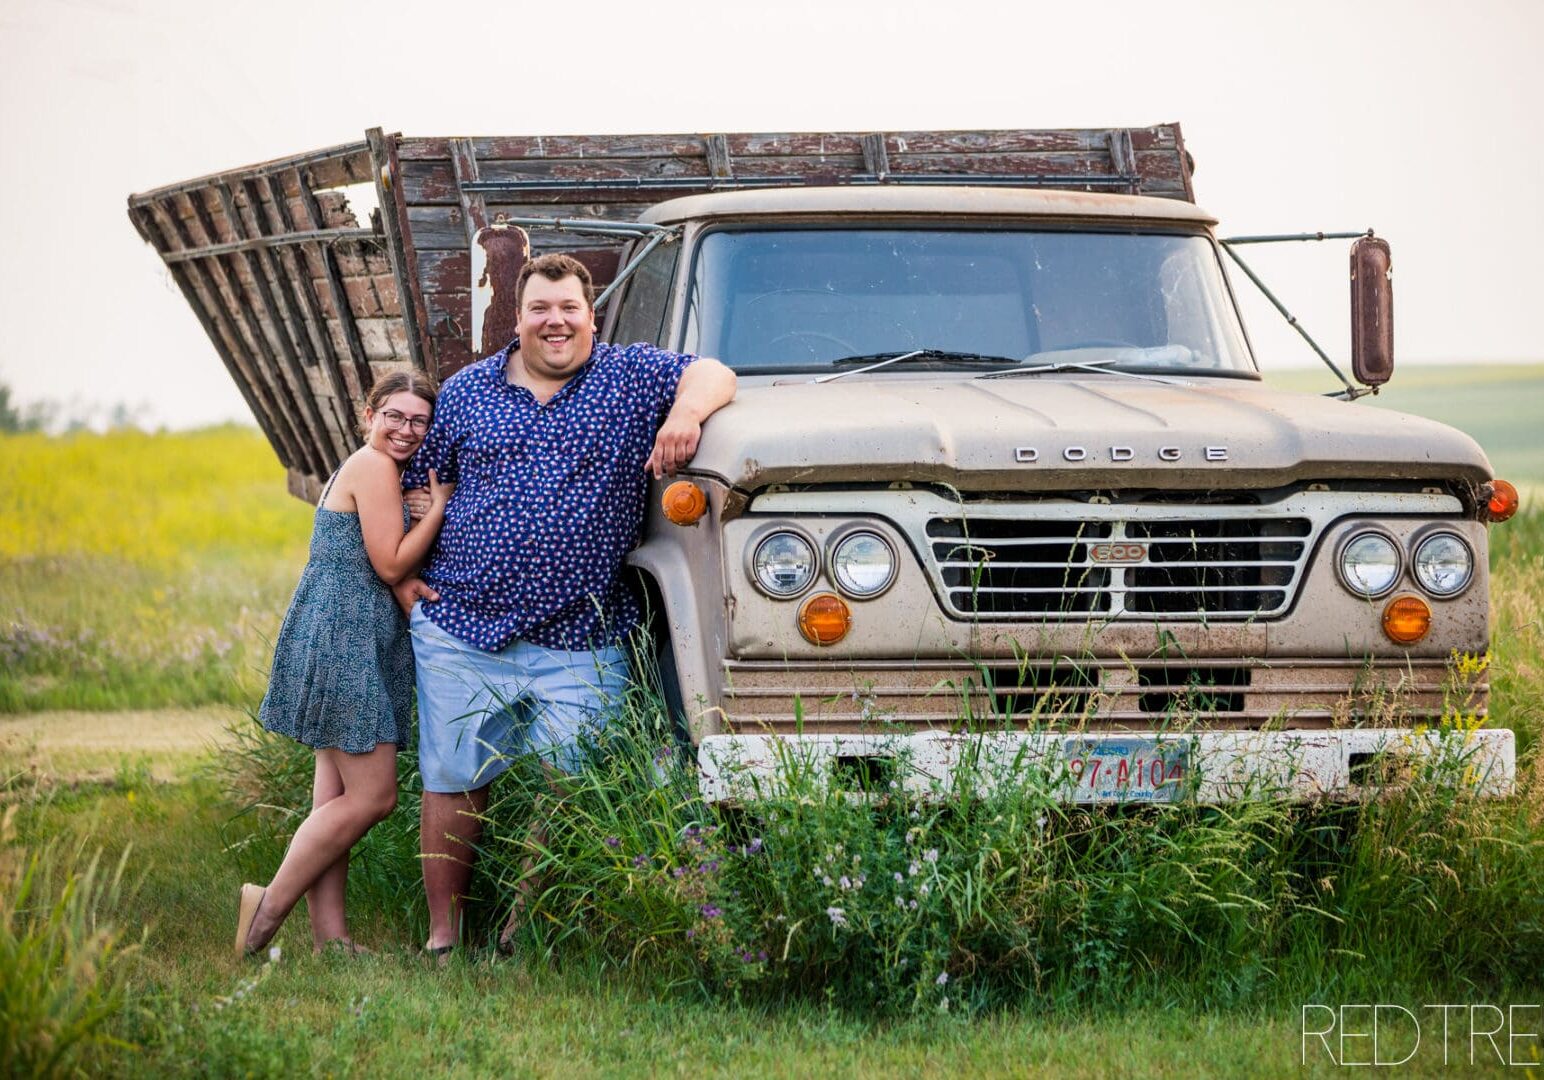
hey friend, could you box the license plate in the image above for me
[1064,737,1189,802]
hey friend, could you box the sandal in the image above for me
[234,883,266,958]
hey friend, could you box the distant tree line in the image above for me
[0,380,153,434]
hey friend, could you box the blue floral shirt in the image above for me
[402,337,694,651]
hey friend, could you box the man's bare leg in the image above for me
[496,812,546,952]
[498,763,573,951]
[421,785,488,952]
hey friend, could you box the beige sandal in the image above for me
[234,883,266,958]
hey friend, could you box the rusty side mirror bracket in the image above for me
[1219,230,1382,400]
[1349,235,1394,388]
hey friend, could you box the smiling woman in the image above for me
[238,368,453,958]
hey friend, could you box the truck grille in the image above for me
[926,515,1311,620]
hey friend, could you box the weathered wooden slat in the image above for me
[367,128,432,373]
[213,180,335,474]
[238,178,324,376]
[373,272,402,317]
[423,290,471,335]
[259,172,353,464]
[357,317,405,362]
[427,332,476,377]
[152,194,309,468]
[131,203,291,466]
[449,138,489,244]
[128,141,371,205]
[396,151,1180,205]
[181,189,322,474]
[395,127,1182,163]
[399,134,716,161]
[417,247,622,297]
[293,167,376,400]
[1171,123,1197,202]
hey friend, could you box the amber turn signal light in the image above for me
[661,480,707,525]
[798,593,851,646]
[1382,594,1432,645]
[1484,478,1519,523]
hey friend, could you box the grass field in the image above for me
[3,366,1543,1076]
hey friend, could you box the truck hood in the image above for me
[688,373,1492,492]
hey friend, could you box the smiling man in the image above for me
[396,253,735,957]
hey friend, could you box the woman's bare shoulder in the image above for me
[325,448,398,510]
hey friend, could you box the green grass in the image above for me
[0,426,311,712]
[11,775,1539,1077]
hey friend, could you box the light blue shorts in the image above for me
[409,605,628,793]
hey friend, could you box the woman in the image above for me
[236,370,451,957]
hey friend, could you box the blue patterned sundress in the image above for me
[258,471,414,754]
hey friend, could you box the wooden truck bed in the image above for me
[128,124,1195,499]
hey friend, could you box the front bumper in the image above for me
[698,728,1516,804]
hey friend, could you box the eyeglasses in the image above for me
[378,408,431,433]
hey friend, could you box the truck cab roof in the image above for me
[640,186,1218,227]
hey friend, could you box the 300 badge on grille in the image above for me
[1089,542,1147,563]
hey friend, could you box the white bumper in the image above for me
[698,728,1516,804]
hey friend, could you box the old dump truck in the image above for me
[130,124,1519,803]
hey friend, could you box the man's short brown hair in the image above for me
[515,253,595,311]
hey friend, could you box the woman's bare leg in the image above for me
[245,743,398,952]
[304,753,350,950]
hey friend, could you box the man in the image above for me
[396,252,736,956]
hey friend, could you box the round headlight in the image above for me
[1412,532,1473,597]
[1339,532,1400,597]
[752,532,816,597]
[831,531,896,597]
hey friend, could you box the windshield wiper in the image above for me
[977,357,1187,386]
[813,349,1020,384]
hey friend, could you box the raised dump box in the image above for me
[128,124,1193,499]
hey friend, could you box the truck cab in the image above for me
[604,186,1512,801]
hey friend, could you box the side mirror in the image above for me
[1350,236,1393,386]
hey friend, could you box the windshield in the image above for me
[680,228,1254,374]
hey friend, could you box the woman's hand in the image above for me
[428,468,455,511]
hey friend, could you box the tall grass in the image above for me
[0,426,311,712]
[217,642,1544,1017]
[0,805,142,1076]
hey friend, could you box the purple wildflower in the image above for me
[672,866,688,879]
[746,837,764,856]
[632,853,649,869]
[604,836,621,849]
[700,904,723,919]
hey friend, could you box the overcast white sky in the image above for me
[1,0,1540,428]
